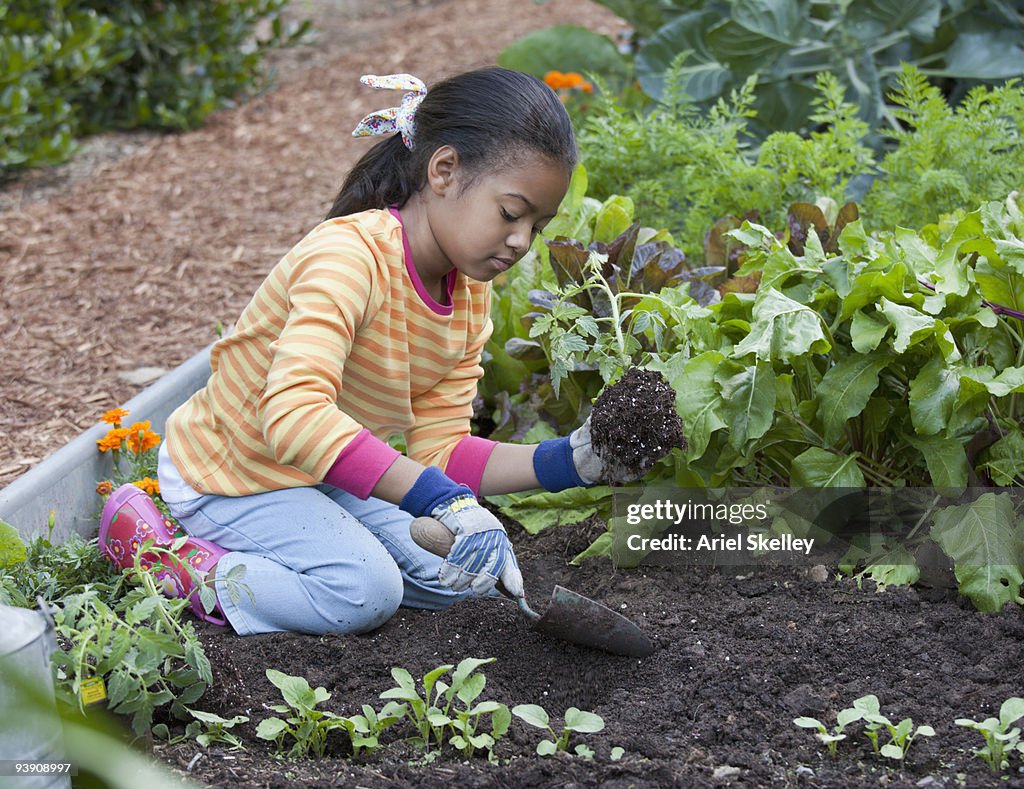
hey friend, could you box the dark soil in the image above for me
[150,517,1024,788]
[590,368,686,482]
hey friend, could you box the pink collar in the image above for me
[388,207,455,315]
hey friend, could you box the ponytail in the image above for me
[327,67,577,220]
[327,134,413,218]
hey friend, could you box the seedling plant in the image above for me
[793,705,863,757]
[852,694,935,760]
[379,657,510,761]
[511,703,606,759]
[956,697,1024,773]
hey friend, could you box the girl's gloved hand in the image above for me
[431,494,524,597]
[566,416,603,485]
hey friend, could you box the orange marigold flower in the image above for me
[564,71,585,89]
[543,70,567,90]
[96,480,114,496]
[97,428,130,452]
[581,81,594,94]
[101,408,130,426]
[127,429,161,455]
[133,477,160,496]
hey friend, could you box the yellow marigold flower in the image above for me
[97,428,130,452]
[101,408,130,426]
[96,480,114,496]
[127,429,161,455]
[133,477,160,495]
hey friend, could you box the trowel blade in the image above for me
[534,585,655,658]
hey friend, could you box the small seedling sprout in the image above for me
[956,697,1024,773]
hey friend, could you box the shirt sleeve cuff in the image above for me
[444,435,498,496]
[322,428,401,498]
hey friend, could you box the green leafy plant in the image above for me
[255,669,346,759]
[1,0,311,177]
[50,571,213,737]
[379,658,510,760]
[793,705,863,757]
[505,0,1024,136]
[511,703,606,759]
[956,697,1024,772]
[851,695,935,761]
[335,701,408,758]
[154,709,250,751]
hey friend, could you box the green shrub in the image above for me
[0,0,309,177]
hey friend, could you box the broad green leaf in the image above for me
[593,196,634,244]
[849,310,889,353]
[452,657,495,691]
[817,352,888,444]
[791,447,866,487]
[564,707,605,733]
[878,298,935,353]
[999,698,1024,729]
[908,357,960,436]
[492,704,512,738]
[733,288,830,362]
[985,366,1024,398]
[255,717,287,740]
[939,30,1024,80]
[490,487,605,535]
[635,10,732,101]
[512,704,550,729]
[716,360,776,450]
[0,519,27,565]
[838,262,908,323]
[931,493,1024,612]
[846,0,941,39]
[732,0,802,43]
[668,351,728,460]
[537,739,558,756]
[904,433,968,490]
[707,18,792,69]
[978,428,1024,486]
[862,543,921,589]
[794,717,825,730]
[496,25,628,80]
[571,528,613,566]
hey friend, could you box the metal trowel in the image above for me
[410,517,655,658]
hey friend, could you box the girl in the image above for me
[99,67,632,636]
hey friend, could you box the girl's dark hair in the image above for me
[327,67,577,218]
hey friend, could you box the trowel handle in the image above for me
[409,517,539,620]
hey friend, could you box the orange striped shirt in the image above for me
[165,209,492,497]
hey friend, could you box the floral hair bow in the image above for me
[352,73,428,150]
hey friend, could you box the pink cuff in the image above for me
[444,435,498,496]
[323,429,401,499]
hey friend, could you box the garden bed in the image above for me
[152,516,1024,788]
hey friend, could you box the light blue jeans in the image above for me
[164,485,473,636]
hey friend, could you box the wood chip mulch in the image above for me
[0,0,623,495]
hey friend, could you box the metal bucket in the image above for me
[0,604,72,789]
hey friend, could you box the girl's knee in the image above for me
[351,563,404,632]
[307,560,403,634]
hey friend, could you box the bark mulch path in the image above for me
[149,518,1024,788]
[0,0,624,493]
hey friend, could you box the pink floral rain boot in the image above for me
[99,483,228,626]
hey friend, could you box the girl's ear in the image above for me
[426,145,460,196]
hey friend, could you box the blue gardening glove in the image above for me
[400,467,524,597]
[533,415,632,492]
[432,494,524,597]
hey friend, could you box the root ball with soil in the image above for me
[589,367,686,483]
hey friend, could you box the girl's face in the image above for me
[427,150,570,282]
